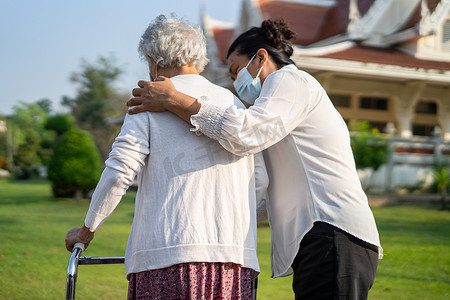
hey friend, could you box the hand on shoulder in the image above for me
[127,76,177,114]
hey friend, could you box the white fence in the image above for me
[358,136,450,192]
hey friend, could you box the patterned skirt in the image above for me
[127,262,252,299]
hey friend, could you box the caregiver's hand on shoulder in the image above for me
[127,76,178,114]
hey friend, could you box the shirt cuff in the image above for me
[84,209,108,232]
[190,96,227,140]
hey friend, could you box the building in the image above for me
[203,0,450,139]
[202,0,450,191]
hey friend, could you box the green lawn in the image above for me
[0,178,449,299]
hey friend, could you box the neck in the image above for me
[158,64,199,78]
[260,58,280,86]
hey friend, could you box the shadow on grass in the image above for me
[380,272,450,285]
[0,178,60,205]
[0,216,19,226]
[377,217,450,244]
[0,194,53,205]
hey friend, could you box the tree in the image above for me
[10,101,53,178]
[36,98,53,114]
[12,101,49,133]
[0,119,7,167]
[13,132,41,179]
[62,55,127,160]
[47,129,102,201]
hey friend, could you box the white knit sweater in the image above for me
[84,74,268,278]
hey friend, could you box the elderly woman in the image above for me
[65,15,268,299]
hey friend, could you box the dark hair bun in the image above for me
[227,18,297,67]
[260,19,295,56]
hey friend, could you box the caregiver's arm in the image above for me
[200,70,311,156]
[128,70,310,156]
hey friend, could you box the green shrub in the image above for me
[45,114,74,136]
[349,121,388,171]
[433,156,449,210]
[47,129,102,199]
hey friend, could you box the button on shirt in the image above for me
[191,64,382,278]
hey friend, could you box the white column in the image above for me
[438,89,450,140]
[347,0,361,32]
[395,82,425,138]
[398,111,414,137]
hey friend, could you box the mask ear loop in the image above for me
[246,54,257,68]
[255,65,263,78]
[246,54,263,79]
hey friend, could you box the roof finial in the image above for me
[421,0,430,18]
[348,0,361,32]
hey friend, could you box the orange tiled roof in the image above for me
[212,28,235,64]
[316,45,450,71]
[209,1,449,72]
[258,0,376,46]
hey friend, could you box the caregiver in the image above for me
[127,19,382,300]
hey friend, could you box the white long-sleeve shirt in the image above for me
[191,64,382,278]
[84,74,269,279]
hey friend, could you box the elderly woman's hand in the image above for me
[127,77,178,114]
[65,226,95,252]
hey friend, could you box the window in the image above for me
[413,124,438,136]
[415,101,437,114]
[329,94,351,108]
[443,19,450,52]
[360,97,388,110]
[368,121,387,133]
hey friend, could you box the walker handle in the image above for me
[65,243,85,300]
[73,242,85,252]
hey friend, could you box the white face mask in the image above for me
[233,54,263,104]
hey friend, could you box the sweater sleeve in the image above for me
[84,112,150,232]
[190,68,311,156]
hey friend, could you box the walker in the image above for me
[66,243,258,299]
[66,243,125,300]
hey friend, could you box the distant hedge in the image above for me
[47,129,102,199]
[44,114,74,136]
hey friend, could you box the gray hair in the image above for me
[138,14,209,72]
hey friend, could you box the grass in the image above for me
[0,178,449,299]
[368,204,450,299]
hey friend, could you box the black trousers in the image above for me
[291,222,379,300]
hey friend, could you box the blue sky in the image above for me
[0,0,241,115]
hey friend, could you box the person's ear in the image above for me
[256,48,269,67]
[147,55,156,65]
[147,56,157,80]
